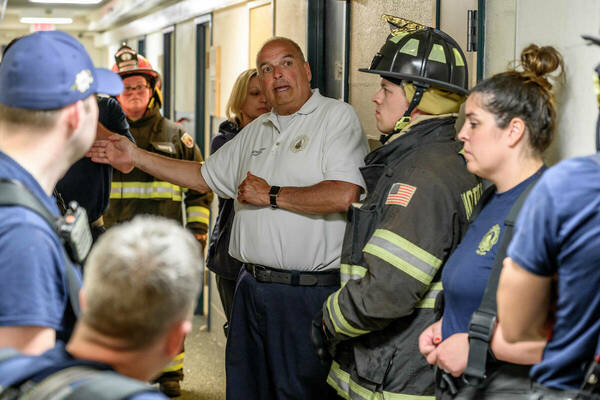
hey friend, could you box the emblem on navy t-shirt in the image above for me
[476,224,500,255]
[290,135,309,153]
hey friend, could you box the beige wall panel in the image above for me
[249,3,273,67]
[484,0,517,77]
[106,43,121,70]
[439,0,478,88]
[145,31,165,78]
[486,0,600,162]
[175,19,197,114]
[274,0,306,56]
[213,4,250,117]
[349,0,435,140]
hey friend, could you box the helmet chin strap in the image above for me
[380,83,428,145]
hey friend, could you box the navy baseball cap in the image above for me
[0,30,123,110]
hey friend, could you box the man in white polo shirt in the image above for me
[89,36,369,399]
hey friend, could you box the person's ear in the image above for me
[506,117,526,147]
[304,61,312,83]
[164,320,191,358]
[63,100,83,138]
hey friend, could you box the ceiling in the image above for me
[0,0,178,34]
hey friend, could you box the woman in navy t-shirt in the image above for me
[418,44,564,399]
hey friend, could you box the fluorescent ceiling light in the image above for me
[20,17,73,24]
[29,0,102,4]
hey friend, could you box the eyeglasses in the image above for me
[123,84,150,93]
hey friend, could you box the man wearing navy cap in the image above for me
[0,30,123,354]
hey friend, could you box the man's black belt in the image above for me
[244,264,339,286]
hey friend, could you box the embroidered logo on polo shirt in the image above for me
[251,147,266,157]
[476,224,500,255]
[290,135,309,153]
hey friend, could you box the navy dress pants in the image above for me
[226,269,339,400]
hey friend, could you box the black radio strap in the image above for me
[463,176,541,386]
[0,179,82,317]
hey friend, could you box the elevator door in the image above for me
[439,0,484,86]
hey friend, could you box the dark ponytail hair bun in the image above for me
[470,44,564,154]
[520,44,564,91]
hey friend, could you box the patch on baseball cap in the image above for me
[0,30,123,110]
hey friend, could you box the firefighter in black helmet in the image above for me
[310,16,481,399]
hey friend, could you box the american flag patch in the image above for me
[386,183,417,207]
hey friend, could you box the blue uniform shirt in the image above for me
[0,152,76,342]
[442,170,543,339]
[507,155,600,390]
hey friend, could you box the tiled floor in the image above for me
[178,316,226,400]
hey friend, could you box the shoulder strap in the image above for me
[19,366,156,400]
[463,176,541,385]
[0,348,21,363]
[66,370,156,400]
[468,184,496,223]
[0,180,81,317]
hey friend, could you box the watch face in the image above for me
[269,186,280,208]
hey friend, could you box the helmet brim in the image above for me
[359,67,469,96]
[118,68,160,81]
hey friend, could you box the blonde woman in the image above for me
[207,68,269,336]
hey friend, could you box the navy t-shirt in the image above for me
[56,97,134,221]
[507,155,600,390]
[0,344,166,399]
[442,170,543,339]
[0,152,76,342]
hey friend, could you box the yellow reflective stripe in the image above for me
[400,38,419,56]
[162,352,184,373]
[110,181,182,201]
[453,47,465,67]
[340,264,367,288]
[328,361,434,400]
[374,230,442,269]
[364,229,441,285]
[326,291,370,338]
[187,206,209,225]
[415,298,435,309]
[328,361,373,400]
[415,281,442,309]
[428,44,446,63]
[383,393,434,399]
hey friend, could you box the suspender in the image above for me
[0,179,82,317]
[580,153,600,394]
[462,177,541,385]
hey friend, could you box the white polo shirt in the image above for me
[202,90,368,271]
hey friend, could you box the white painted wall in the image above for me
[486,0,600,162]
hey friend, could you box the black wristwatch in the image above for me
[269,185,281,209]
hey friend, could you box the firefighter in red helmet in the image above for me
[107,44,212,397]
